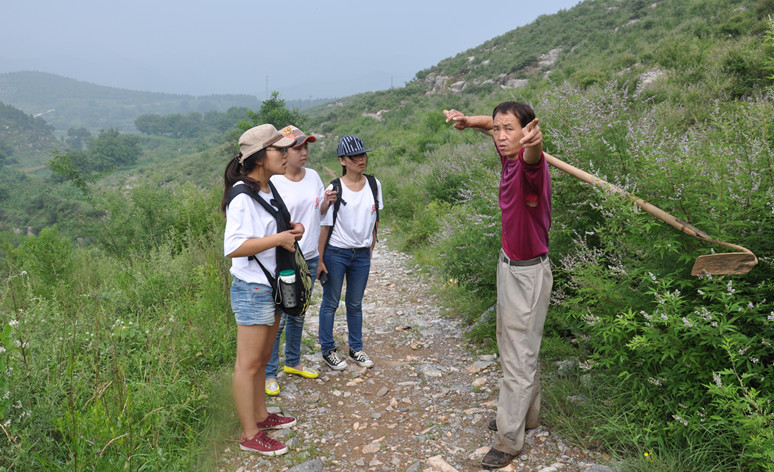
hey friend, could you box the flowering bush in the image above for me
[537,82,774,469]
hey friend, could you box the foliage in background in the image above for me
[1,0,773,469]
[49,128,141,179]
[134,107,250,138]
[0,185,234,471]
[240,91,307,134]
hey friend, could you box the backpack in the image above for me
[226,182,313,317]
[324,174,380,249]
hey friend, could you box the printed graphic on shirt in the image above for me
[314,197,320,210]
[371,204,377,215]
[526,193,539,208]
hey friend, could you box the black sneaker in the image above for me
[322,349,347,370]
[348,348,374,368]
[481,447,516,469]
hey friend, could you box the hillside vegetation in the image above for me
[1,0,773,470]
[0,71,261,134]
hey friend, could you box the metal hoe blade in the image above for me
[691,253,759,276]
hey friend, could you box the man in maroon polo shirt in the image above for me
[445,102,553,470]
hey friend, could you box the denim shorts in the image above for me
[230,277,281,326]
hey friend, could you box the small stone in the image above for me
[469,446,490,460]
[467,360,493,373]
[363,442,381,454]
[426,455,460,472]
[583,466,614,472]
[421,365,443,377]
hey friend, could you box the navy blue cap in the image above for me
[337,136,372,157]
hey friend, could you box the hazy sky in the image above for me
[2,0,581,100]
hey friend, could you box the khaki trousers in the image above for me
[494,249,552,455]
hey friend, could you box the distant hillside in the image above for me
[413,0,771,96]
[301,0,772,156]
[0,101,61,170]
[0,71,263,133]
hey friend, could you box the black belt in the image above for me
[500,252,547,267]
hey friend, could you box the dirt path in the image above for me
[219,232,612,472]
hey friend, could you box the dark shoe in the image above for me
[481,447,516,469]
[239,431,288,456]
[322,349,347,370]
[255,412,296,430]
[348,348,374,368]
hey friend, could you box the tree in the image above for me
[65,127,92,150]
[241,91,307,132]
[50,128,142,181]
[88,128,141,170]
[135,114,166,135]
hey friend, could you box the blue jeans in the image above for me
[266,257,319,379]
[318,246,371,354]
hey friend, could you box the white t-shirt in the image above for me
[322,176,384,249]
[224,182,278,285]
[270,168,326,259]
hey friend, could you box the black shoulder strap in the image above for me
[266,180,292,231]
[226,184,257,209]
[330,178,344,229]
[364,174,379,222]
[365,174,379,242]
[226,182,291,231]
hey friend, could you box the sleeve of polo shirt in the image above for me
[519,148,547,189]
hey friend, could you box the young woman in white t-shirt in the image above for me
[264,125,337,397]
[221,124,302,456]
[317,136,384,371]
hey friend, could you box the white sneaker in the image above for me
[349,348,374,368]
[322,349,347,370]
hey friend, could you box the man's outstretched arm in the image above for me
[443,109,493,136]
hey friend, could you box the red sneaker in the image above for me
[256,412,297,430]
[239,431,288,456]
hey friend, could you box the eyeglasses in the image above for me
[268,147,289,156]
[347,153,367,161]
